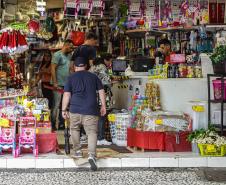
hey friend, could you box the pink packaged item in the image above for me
[170,54,186,64]
[213,80,226,100]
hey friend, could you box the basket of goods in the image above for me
[188,127,226,157]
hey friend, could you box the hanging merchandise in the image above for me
[127,0,143,20]
[64,0,80,18]
[91,0,105,18]
[68,23,85,46]
[79,0,93,19]
[161,0,172,27]
[145,0,156,28]
[28,19,40,33]
[45,17,56,33]
[218,1,225,23]
[8,58,16,78]
[209,1,218,24]
[0,30,28,55]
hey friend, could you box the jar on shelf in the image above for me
[187,65,195,78]
[194,65,202,78]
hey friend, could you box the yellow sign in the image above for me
[108,114,116,122]
[0,118,10,127]
[155,119,163,125]
[192,105,205,112]
[206,145,216,153]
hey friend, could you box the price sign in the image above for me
[192,105,205,112]
[206,145,216,152]
[155,119,163,125]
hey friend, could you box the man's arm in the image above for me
[62,92,71,119]
[51,63,58,87]
[99,89,106,116]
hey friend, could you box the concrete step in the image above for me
[0,152,226,169]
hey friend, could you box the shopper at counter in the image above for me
[62,57,106,171]
[155,39,171,64]
[71,32,98,70]
[51,39,74,131]
[90,54,113,146]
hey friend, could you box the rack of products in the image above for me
[208,74,226,136]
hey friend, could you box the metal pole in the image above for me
[221,75,224,136]
[207,74,211,126]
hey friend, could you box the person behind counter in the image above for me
[36,50,53,109]
[71,32,98,70]
[155,39,171,64]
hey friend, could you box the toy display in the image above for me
[0,119,17,157]
[0,95,51,157]
[17,117,38,157]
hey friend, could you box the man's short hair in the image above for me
[85,32,98,40]
[64,39,74,45]
[159,39,171,47]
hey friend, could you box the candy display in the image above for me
[129,82,161,130]
[148,64,168,79]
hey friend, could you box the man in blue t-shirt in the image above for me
[62,57,106,171]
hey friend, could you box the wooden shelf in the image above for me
[32,48,62,51]
[125,29,149,38]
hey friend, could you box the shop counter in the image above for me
[127,128,165,151]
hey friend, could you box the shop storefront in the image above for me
[0,0,226,166]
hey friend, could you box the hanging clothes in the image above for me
[0,30,28,55]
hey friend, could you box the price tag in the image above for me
[155,119,163,125]
[206,145,216,152]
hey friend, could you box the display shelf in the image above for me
[207,74,226,136]
[125,29,149,38]
[31,48,63,51]
[0,94,25,100]
[212,124,226,129]
[210,100,226,103]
